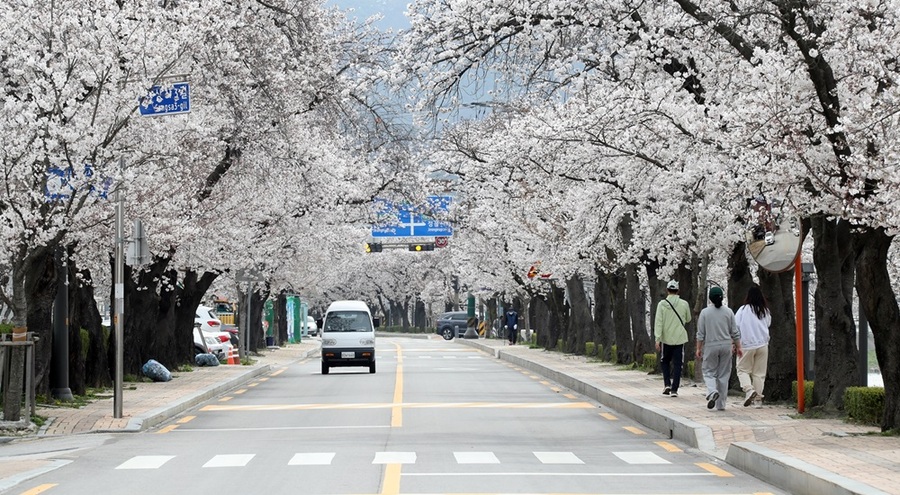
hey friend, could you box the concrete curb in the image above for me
[459,339,883,495]
[119,364,273,433]
[726,442,892,495]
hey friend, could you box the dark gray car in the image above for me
[436,311,472,340]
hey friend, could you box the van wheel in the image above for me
[321,362,329,375]
[369,361,376,374]
[441,327,454,340]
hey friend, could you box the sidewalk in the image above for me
[0,341,318,493]
[461,338,895,495]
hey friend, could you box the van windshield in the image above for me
[323,311,373,333]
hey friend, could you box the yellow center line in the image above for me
[655,441,682,453]
[380,463,402,494]
[270,369,285,376]
[156,425,179,434]
[599,412,618,420]
[623,426,646,435]
[248,383,258,387]
[177,416,196,424]
[258,377,269,382]
[563,393,578,400]
[20,484,57,494]
[696,462,734,477]
[218,397,232,402]
[234,389,247,395]
[391,343,403,427]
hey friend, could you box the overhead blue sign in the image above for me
[372,195,453,237]
[139,82,190,116]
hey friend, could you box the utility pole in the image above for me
[114,157,124,418]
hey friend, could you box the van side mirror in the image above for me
[373,317,381,328]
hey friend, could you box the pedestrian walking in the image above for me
[735,285,771,408]
[504,307,519,345]
[654,280,691,398]
[696,286,742,410]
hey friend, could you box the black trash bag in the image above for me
[195,353,220,367]
[142,359,172,382]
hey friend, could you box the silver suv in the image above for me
[436,311,472,340]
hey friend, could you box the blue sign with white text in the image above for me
[139,82,191,116]
[372,195,453,237]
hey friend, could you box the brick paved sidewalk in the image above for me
[462,338,895,495]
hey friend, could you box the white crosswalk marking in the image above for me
[203,454,255,467]
[373,452,416,464]
[454,452,500,464]
[613,451,670,464]
[289,453,335,465]
[534,452,584,464]
[115,456,175,470]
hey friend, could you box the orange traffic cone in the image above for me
[227,345,238,365]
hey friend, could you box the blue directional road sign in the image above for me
[139,82,191,116]
[372,195,453,238]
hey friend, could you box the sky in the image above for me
[329,0,410,31]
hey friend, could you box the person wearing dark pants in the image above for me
[654,280,691,397]
[504,308,518,345]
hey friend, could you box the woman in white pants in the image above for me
[696,286,742,410]
[735,286,771,407]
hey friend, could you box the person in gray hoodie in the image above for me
[696,286,742,410]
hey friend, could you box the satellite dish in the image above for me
[744,195,802,273]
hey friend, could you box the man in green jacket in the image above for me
[654,280,692,397]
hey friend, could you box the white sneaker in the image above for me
[743,389,758,407]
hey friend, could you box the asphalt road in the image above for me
[8,338,787,495]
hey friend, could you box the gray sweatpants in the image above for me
[702,344,733,410]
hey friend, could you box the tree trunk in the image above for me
[758,266,798,402]
[245,287,268,352]
[810,215,858,410]
[275,291,287,346]
[414,299,426,329]
[627,264,652,363]
[609,269,631,364]
[25,247,58,400]
[854,227,900,431]
[532,295,553,349]
[66,259,105,395]
[566,273,595,355]
[593,266,614,360]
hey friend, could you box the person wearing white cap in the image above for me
[654,279,691,397]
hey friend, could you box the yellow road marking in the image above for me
[600,412,618,420]
[528,374,540,379]
[19,484,57,494]
[549,387,561,393]
[258,377,270,382]
[248,383,258,387]
[563,393,578,400]
[156,425,179,434]
[392,343,403,427]
[623,426,646,435]
[380,463,402,494]
[234,389,247,395]
[218,397,232,402]
[200,402,595,412]
[656,441,682,452]
[177,416,196,424]
[270,369,285,376]
[540,380,551,386]
[696,462,734,477]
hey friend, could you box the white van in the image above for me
[318,300,379,374]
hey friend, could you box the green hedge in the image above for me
[585,342,596,356]
[641,353,657,371]
[792,380,815,406]
[844,386,884,426]
[0,323,13,335]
